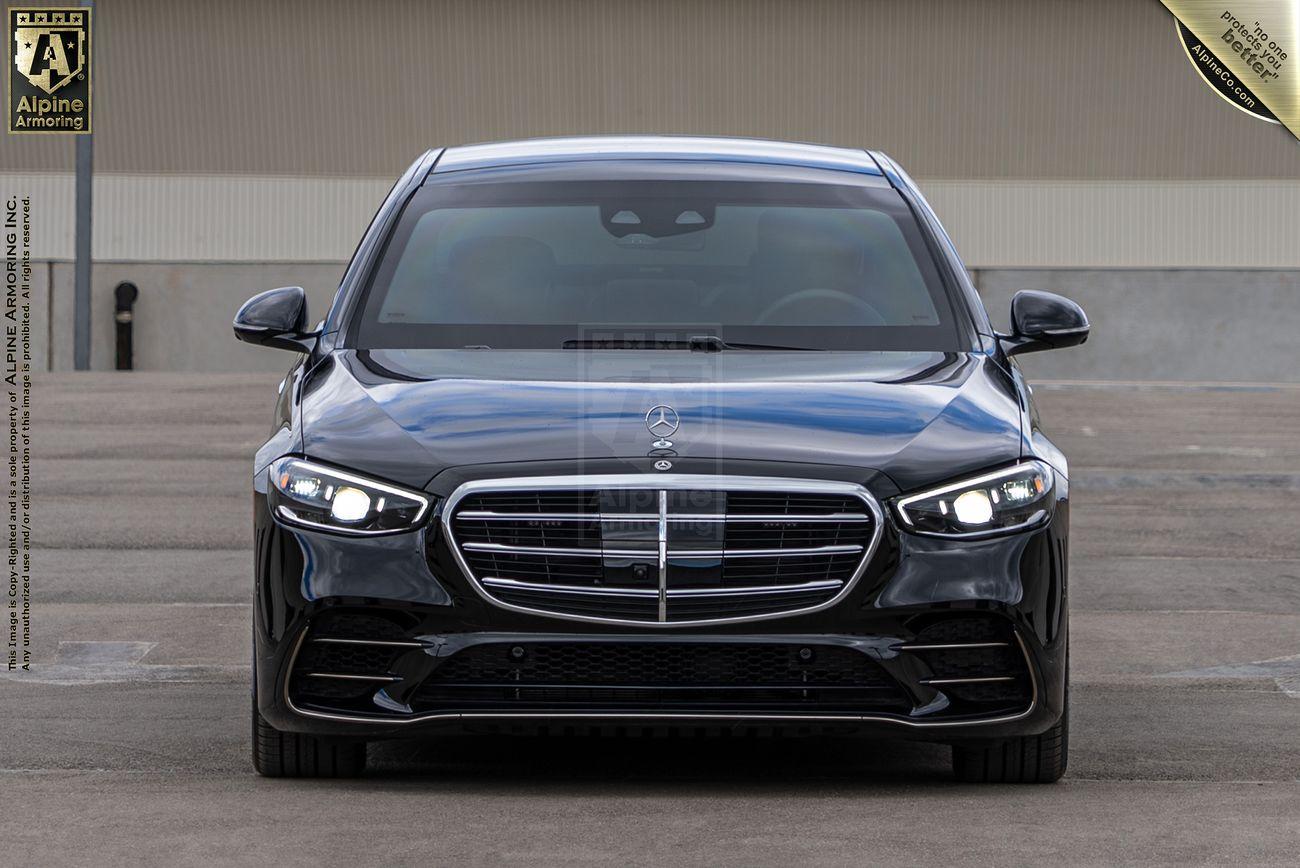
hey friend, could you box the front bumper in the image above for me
[253,469,1069,741]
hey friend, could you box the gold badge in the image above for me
[1161,1,1298,140]
[8,7,92,134]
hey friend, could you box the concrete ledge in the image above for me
[976,269,1300,382]
[27,262,1300,378]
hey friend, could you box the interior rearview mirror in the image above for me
[233,286,319,352]
[998,290,1090,358]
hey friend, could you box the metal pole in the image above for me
[73,0,94,370]
[74,135,92,370]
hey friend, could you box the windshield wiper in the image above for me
[561,335,825,352]
[686,335,826,352]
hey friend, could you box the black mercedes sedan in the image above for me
[235,136,1088,782]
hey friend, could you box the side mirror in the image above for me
[998,290,1090,358]
[233,287,319,352]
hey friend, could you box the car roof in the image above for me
[432,136,883,176]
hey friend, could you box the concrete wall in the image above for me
[44,263,343,372]
[4,0,1297,180]
[5,0,1297,380]
[975,270,1300,383]
[8,174,1300,269]
[28,261,1300,382]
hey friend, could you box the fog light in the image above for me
[952,490,993,525]
[330,486,371,522]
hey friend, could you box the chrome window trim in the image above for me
[281,628,1039,730]
[441,473,885,628]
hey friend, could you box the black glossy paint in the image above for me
[1002,290,1091,357]
[242,140,1082,742]
[233,286,317,353]
[290,349,1029,493]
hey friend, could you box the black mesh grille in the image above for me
[289,611,420,707]
[907,616,1033,710]
[914,618,1004,645]
[295,642,401,675]
[296,676,375,700]
[459,490,602,514]
[309,610,416,642]
[414,642,908,714]
[725,493,864,515]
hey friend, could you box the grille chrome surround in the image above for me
[443,474,884,627]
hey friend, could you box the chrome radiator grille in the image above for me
[444,475,882,625]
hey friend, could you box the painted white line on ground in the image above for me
[1032,380,1300,389]
[1160,654,1300,698]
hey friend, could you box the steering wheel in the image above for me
[755,288,888,326]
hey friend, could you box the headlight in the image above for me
[893,461,1054,538]
[268,457,431,535]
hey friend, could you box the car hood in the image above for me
[298,349,1025,494]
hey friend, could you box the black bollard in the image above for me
[113,281,139,370]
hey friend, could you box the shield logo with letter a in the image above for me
[13,10,86,94]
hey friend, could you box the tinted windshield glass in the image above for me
[354,177,966,351]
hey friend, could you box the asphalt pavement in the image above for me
[3,372,1298,867]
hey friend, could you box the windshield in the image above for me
[353,175,967,351]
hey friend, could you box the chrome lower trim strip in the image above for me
[442,473,885,628]
[673,513,870,523]
[460,541,863,559]
[303,672,401,683]
[461,542,638,558]
[310,638,425,648]
[457,511,638,521]
[675,545,862,558]
[482,577,657,598]
[897,642,1010,651]
[920,675,1016,685]
[670,579,843,597]
[282,629,1040,729]
[457,511,870,523]
[479,576,844,599]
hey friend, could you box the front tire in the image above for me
[951,667,1069,784]
[251,673,366,778]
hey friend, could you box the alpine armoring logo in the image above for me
[8,7,92,134]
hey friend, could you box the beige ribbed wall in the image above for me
[2,0,1298,179]
[8,172,1300,267]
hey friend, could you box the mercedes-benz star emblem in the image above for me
[646,405,680,444]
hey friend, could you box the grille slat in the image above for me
[448,477,879,624]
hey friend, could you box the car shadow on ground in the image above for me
[361,732,957,789]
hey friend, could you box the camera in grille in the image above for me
[414,642,909,714]
[447,480,879,624]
